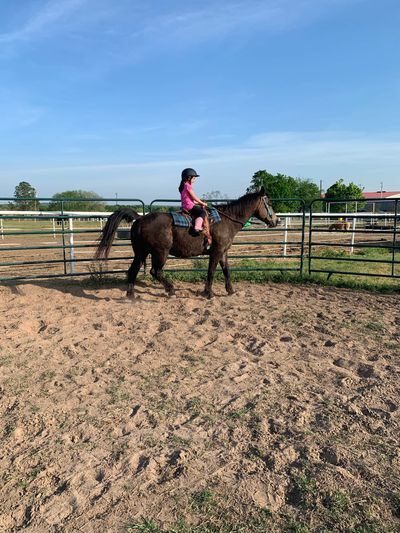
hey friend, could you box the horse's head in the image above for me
[253,187,279,227]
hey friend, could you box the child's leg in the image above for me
[190,206,205,232]
[194,217,203,231]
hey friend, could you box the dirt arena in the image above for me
[0,280,399,532]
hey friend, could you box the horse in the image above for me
[95,187,278,299]
[329,221,350,231]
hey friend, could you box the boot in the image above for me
[191,217,203,236]
[194,217,203,232]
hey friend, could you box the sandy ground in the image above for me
[0,280,399,532]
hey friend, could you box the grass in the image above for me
[126,508,274,533]
[107,383,131,404]
[191,490,215,512]
[364,321,386,332]
[87,260,111,283]
[124,486,275,533]
[310,247,400,287]
[160,250,400,293]
[323,490,352,518]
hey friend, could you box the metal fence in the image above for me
[0,198,145,281]
[0,196,399,283]
[308,198,399,280]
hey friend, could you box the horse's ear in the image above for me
[259,186,266,196]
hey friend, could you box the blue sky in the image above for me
[0,0,399,201]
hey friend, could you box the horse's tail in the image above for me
[95,208,141,260]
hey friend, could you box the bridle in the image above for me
[262,196,274,218]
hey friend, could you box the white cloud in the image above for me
[0,0,365,60]
[130,0,363,40]
[2,130,399,199]
[0,0,87,45]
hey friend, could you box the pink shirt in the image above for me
[181,182,195,211]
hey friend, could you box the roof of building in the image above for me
[363,191,400,200]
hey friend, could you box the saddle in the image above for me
[170,207,222,246]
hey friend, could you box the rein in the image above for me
[213,195,271,227]
[213,207,245,227]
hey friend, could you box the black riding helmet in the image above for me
[181,168,199,180]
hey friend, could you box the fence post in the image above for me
[308,205,314,275]
[0,217,3,240]
[283,217,289,257]
[60,202,67,275]
[299,205,306,276]
[350,217,357,254]
[392,200,398,276]
[68,217,75,274]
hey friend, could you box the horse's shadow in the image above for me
[1,278,201,301]
[1,279,126,302]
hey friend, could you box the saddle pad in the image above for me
[170,207,221,227]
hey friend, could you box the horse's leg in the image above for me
[126,255,143,298]
[150,252,175,296]
[219,253,234,295]
[202,252,221,299]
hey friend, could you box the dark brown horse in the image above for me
[95,187,278,298]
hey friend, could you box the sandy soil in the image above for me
[0,280,399,532]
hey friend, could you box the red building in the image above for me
[362,191,400,212]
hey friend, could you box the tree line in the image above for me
[3,182,110,212]
[3,174,365,213]
[247,171,365,212]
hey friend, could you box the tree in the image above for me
[48,190,106,212]
[10,181,37,210]
[325,179,365,212]
[247,170,320,212]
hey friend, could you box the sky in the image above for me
[0,0,399,202]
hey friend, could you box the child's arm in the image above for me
[188,189,207,207]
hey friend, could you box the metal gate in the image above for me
[308,198,399,280]
[0,197,145,281]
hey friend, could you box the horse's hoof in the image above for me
[227,290,235,296]
[201,291,213,299]
[126,292,137,300]
[168,293,177,299]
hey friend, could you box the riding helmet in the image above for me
[181,168,199,179]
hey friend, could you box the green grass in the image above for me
[155,246,399,293]
[190,490,215,512]
[310,247,399,286]
[126,509,274,533]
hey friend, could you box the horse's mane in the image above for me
[216,191,260,219]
